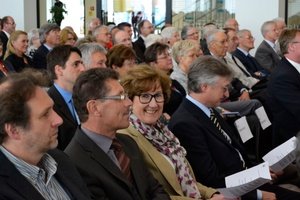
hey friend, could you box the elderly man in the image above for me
[78,43,107,69]
[267,29,300,146]
[93,25,111,50]
[47,45,85,150]
[0,73,92,199]
[255,21,281,72]
[0,16,16,59]
[113,30,132,47]
[233,29,270,79]
[224,18,239,31]
[168,56,300,200]
[32,23,60,70]
[64,68,170,200]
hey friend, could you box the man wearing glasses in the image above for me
[64,68,170,200]
[0,16,16,59]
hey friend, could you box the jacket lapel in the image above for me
[48,86,77,125]
[75,129,131,185]
[120,126,185,196]
[0,151,45,200]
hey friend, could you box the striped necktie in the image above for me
[111,138,132,182]
[209,108,232,143]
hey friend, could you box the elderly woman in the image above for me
[144,42,185,116]
[106,44,136,78]
[4,30,32,72]
[26,28,41,59]
[170,40,200,93]
[119,65,227,200]
[160,27,181,49]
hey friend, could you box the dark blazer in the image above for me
[133,36,146,63]
[267,57,300,146]
[4,54,32,72]
[163,79,186,116]
[255,40,281,72]
[168,98,248,188]
[168,98,300,199]
[32,44,50,70]
[233,48,270,78]
[48,85,78,150]
[0,31,8,60]
[0,149,92,200]
[64,128,170,200]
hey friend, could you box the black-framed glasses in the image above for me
[98,93,128,101]
[138,93,164,104]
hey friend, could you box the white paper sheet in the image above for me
[234,116,253,143]
[255,107,271,130]
[217,162,271,198]
[262,136,296,172]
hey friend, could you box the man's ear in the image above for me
[4,123,22,140]
[86,99,102,117]
[54,65,63,77]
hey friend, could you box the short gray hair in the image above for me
[206,29,224,46]
[93,25,109,38]
[161,27,178,39]
[181,25,194,40]
[39,23,60,44]
[188,56,233,93]
[78,43,107,69]
[261,20,276,36]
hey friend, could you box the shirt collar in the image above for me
[81,126,113,153]
[286,57,300,74]
[186,95,211,117]
[54,83,73,103]
[0,145,57,185]
[264,39,276,49]
[237,47,249,56]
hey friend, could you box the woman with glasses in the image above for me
[119,65,228,200]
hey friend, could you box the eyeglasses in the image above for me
[187,32,199,37]
[157,53,171,60]
[138,93,164,104]
[99,93,128,101]
[6,22,15,25]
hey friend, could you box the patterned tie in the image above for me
[209,108,232,143]
[111,138,132,182]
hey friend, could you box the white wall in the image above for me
[0,0,37,32]
[235,0,281,54]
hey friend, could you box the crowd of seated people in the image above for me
[2,13,300,200]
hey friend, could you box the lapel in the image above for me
[119,125,185,196]
[0,151,45,200]
[75,129,132,186]
[182,99,236,149]
[48,86,77,125]
[262,40,280,59]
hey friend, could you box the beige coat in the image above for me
[119,125,217,200]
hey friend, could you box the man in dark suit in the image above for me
[32,23,60,70]
[65,68,170,200]
[133,19,154,63]
[255,21,281,72]
[0,73,91,199]
[168,56,300,199]
[233,29,270,79]
[47,45,85,150]
[267,29,300,146]
[0,16,16,59]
